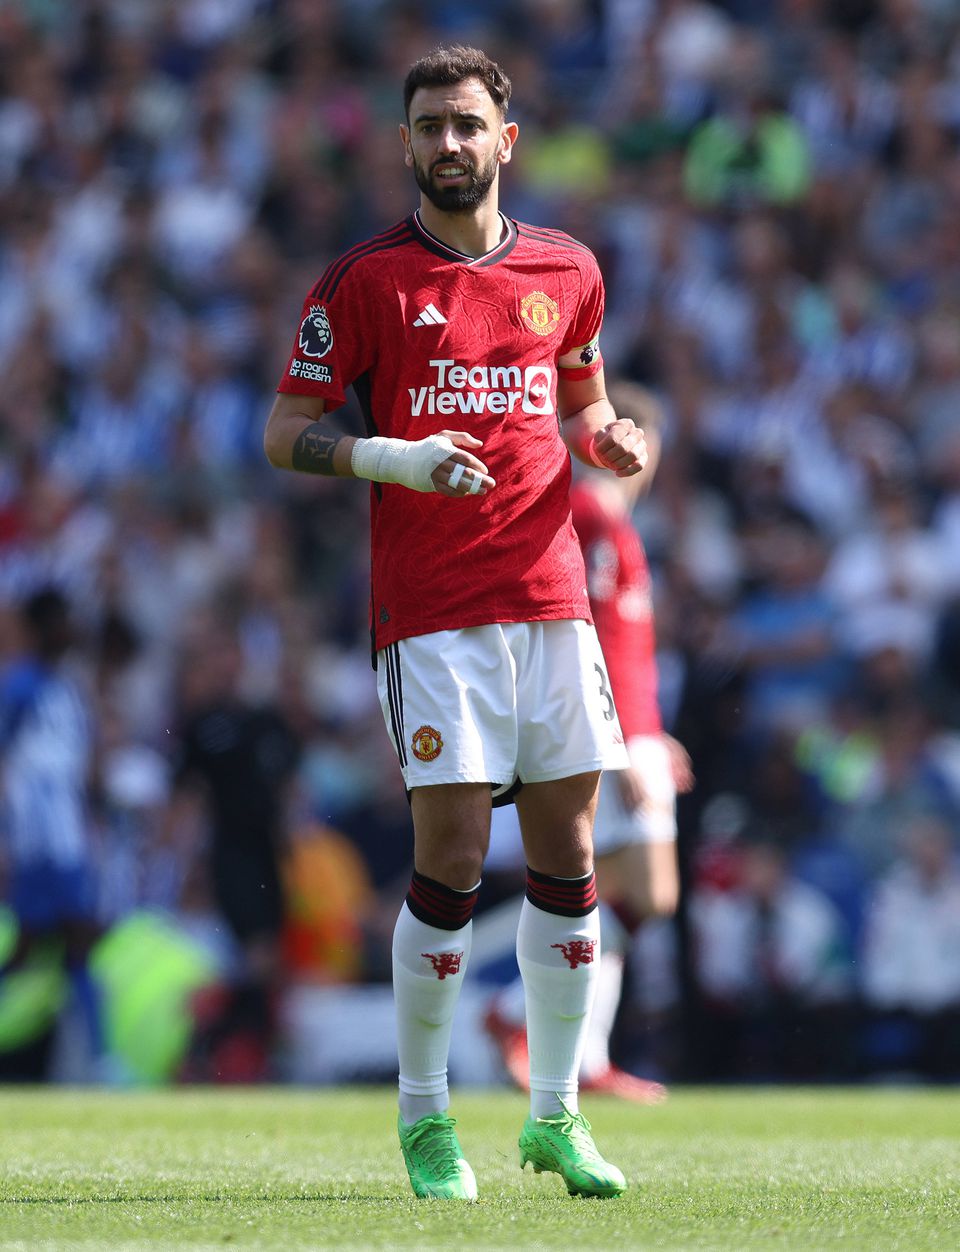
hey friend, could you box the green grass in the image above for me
[0,1087,958,1249]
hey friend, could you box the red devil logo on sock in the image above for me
[421,951,463,979]
[551,939,597,969]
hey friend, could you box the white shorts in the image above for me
[485,733,677,868]
[592,733,677,855]
[376,620,628,792]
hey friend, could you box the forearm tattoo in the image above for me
[291,423,341,475]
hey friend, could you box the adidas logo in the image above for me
[413,303,447,327]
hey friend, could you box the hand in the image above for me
[614,764,648,812]
[592,419,648,477]
[432,431,497,497]
[664,734,695,794]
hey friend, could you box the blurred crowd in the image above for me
[1,0,960,1084]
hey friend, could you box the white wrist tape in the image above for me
[588,424,613,467]
[350,434,455,493]
[447,463,484,495]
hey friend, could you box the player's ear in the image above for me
[497,120,519,165]
[399,123,414,168]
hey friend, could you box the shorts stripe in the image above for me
[385,643,407,767]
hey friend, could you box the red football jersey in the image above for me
[571,481,662,738]
[277,213,606,651]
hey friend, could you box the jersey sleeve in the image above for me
[276,263,374,411]
[557,254,605,381]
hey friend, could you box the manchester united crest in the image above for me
[411,725,443,761]
[551,939,597,969]
[520,291,561,336]
[421,951,463,979]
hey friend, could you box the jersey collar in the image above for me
[407,210,518,267]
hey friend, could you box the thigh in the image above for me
[515,771,601,878]
[376,628,518,791]
[411,782,492,890]
[514,620,628,784]
[593,734,678,857]
[595,839,680,918]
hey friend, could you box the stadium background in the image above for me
[0,0,959,1088]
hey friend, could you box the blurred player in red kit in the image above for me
[264,46,648,1200]
[486,382,693,1101]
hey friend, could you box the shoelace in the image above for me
[405,1116,462,1176]
[552,1109,603,1161]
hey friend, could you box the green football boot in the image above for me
[398,1112,478,1201]
[519,1101,626,1198]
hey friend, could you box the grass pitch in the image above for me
[1,1087,958,1249]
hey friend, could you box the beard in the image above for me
[413,152,498,212]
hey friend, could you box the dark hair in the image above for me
[403,46,512,120]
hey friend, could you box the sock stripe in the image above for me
[525,868,598,917]
[406,871,479,930]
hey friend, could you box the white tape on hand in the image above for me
[467,471,483,495]
[448,462,466,491]
[588,426,611,467]
[350,434,454,493]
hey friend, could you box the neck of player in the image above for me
[418,192,506,259]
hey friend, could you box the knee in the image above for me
[645,878,680,918]
[411,782,490,890]
[527,838,594,880]
[606,870,679,920]
[417,847,485,892]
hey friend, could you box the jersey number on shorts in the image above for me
[594,663,616,721]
